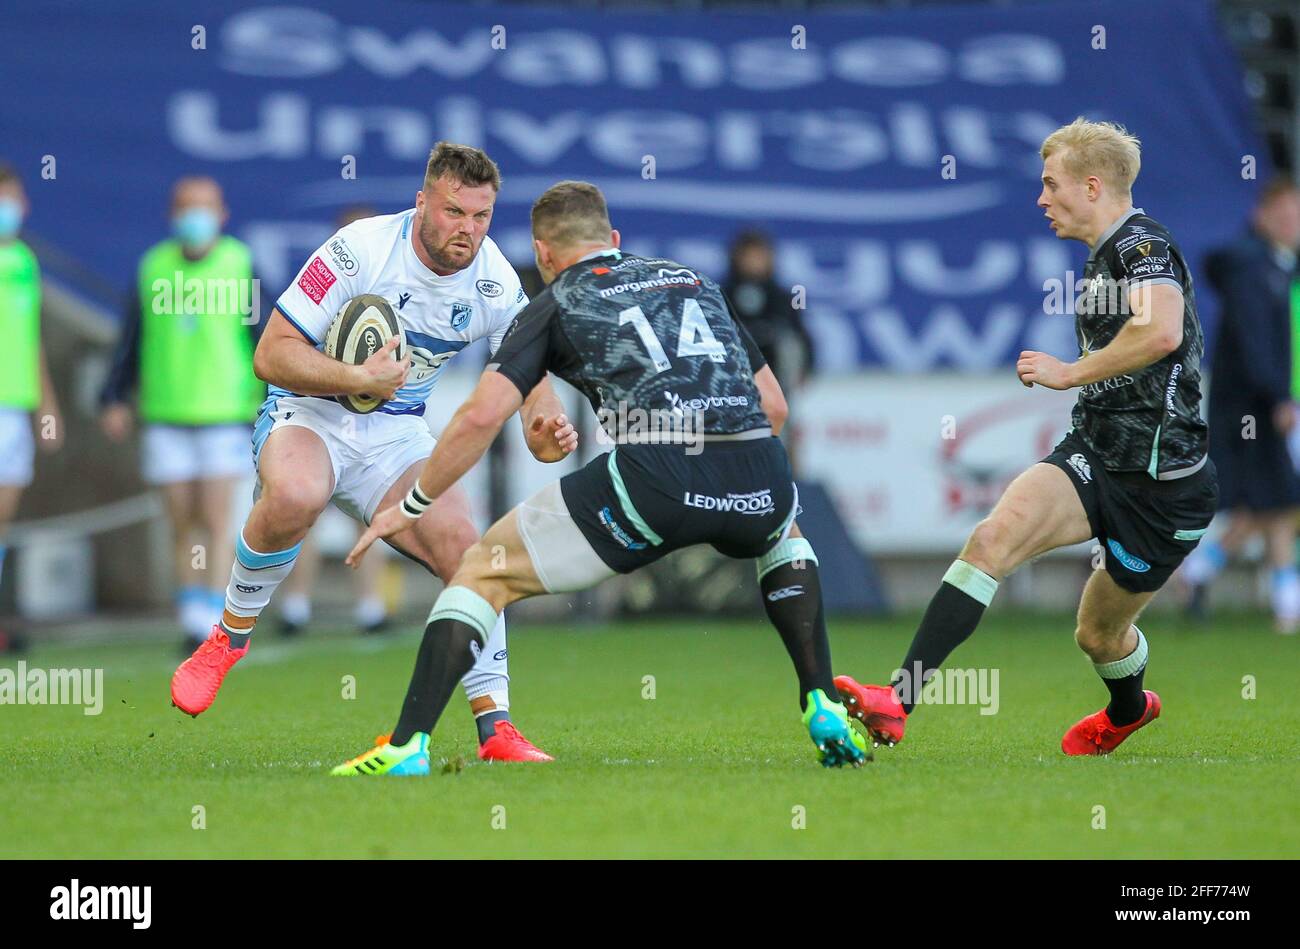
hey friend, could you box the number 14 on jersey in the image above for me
[619,299,727,374]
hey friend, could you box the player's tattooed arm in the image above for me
[753,365,789,435]
[519,375,578,462]
[1018,284,1184,390]
[253,309,409,398]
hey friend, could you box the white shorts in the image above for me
[516,481,616,593]
[141,423,254,485]
[252,394,434,524]
[0,407,34,487]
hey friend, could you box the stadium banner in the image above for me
[797,373,1078,552]
[2,0,1261,368]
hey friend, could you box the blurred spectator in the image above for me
[723,229,815,471]
[723,230,815,388]
[277,204,390,636]
[1184,177,1300,632]
[98,176,265,650]
[0,163,63,653]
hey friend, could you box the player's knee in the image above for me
[447,545,510,611]
[261,478,328,532]
[1074,619,1123,657]
[963,517,1012,576]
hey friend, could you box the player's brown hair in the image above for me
[530,181,612,248]
[0,163,22,189]
[1041,118,1142,197]
[423,142,501,192]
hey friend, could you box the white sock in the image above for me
[462,610,510,708]
[223,530,303,632]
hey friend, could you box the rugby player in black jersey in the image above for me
[331,181,869,774]
[836,118,1218,755]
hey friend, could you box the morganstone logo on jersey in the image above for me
[475,279,503,298]
[449,302,473,330]
[597,268,701,298]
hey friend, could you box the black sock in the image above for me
[1102,667,1147,726]
[759,559,835,711]
[893,570,994,714]
[475,709,510,745]
[1099,628,1149,726]
[391,618,481,747]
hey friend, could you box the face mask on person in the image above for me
[0,198,24,239]
[173,207,220,249]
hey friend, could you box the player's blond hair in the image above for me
[1040,118,1142,197]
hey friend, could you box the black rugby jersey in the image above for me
[1072,208,1208,477]
[488,250,771,439]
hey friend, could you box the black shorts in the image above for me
[559,436,797,574]
[1043,432,1219,593]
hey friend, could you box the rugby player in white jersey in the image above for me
[171,143,575,762]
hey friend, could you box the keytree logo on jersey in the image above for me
[475,279,503,298]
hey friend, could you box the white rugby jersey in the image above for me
[273,210,528,416]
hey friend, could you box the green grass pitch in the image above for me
[1,612,1296,858]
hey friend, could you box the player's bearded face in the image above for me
[416,178,496,273]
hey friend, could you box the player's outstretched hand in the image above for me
[358,336,410,400]
[1016,350,1074,390]
[346,503,412,568]
[527,412,578,463]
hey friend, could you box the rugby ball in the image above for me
[323,294,405,414]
